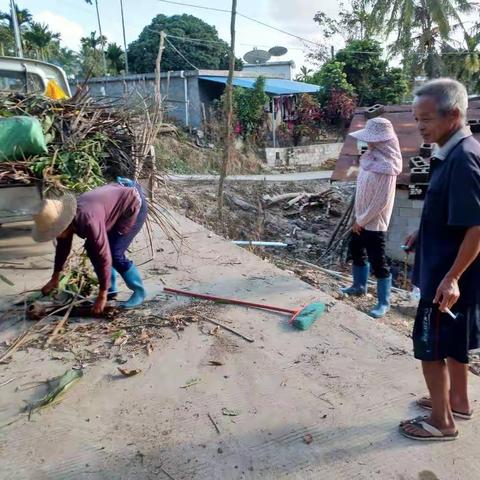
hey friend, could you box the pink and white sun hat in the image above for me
[349,117,396,143]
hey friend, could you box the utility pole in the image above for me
[119,0,129,74]
[10,0,23,58]
[217,0,237,215]
[94,0,108,75]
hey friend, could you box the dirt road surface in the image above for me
[0,214,479,480]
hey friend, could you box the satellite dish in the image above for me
[243,49,272,64]
[269,46,288,57]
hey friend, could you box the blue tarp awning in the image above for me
[199,76,321,95]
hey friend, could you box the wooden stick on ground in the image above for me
[44,280,84,348]
[0,331,31,364]
[0,378,16,388]
[293,258,408,294]
[207,413,221,434]
[199,315,254,343]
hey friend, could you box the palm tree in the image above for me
[295,66,314,82]
[0,6,32,30]
[369,0,474,78]
[83,0,107,74]
[51,47,80,78]
[442,24,480,92]
[80,31,107,77]
[106,42,125,74]
[24,22,60,60]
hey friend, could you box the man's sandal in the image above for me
[399,417,459,442]
[417,396,473,420]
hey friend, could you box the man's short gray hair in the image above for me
[415,78,468,120]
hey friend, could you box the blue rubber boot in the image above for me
[119,264,146,309]
[369,276,392,318]
[107,268,119,300]
[340,264,369,296]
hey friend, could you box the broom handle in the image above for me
[163,287,296,315]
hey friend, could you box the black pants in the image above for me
[349,230,390,279]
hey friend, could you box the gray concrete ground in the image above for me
[0,214,479,480]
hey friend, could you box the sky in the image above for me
[4,0,341,72]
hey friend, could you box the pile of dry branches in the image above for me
[0,90,143,192]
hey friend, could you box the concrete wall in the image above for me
[242,61,294,80]
[386,189,423,262]
[264,143,343,168]
[74,71,203,128]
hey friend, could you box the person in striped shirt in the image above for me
[341,117,402,318]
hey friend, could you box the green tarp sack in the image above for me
[0,116,48,161]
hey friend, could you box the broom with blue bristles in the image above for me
[163,287,325,330]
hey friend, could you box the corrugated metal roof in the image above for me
[199,76,321,95]
[332,103,480,184]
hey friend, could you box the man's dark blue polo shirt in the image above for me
[413,127,480,304]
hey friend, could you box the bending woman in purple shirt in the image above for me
[32,178,148,315]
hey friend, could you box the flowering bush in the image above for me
[322,89,357,126]
[293,94,324,144]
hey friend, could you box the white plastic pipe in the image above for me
[233,241,289,248]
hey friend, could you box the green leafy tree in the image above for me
[311,61,355,100]
[335,39,408,105]
[232,76,268,138]
[369,0,473,79]
[128,14,242,73]
[106,42,125,74]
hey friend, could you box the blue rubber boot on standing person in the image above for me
[108,268,119,300]
[369,276,392,318]
[119,264,146,309]
[340,264,370,296]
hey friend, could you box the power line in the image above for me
[156,2,480,58]
[157,0,324,48]
[164,36,199,69]
[164,34,305,51]
[157,0,230,13]
[165,33,226,46]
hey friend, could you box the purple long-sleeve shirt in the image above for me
[54,184,141,290]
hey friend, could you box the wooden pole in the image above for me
[95,0,108,75]
[10,0,23,58]
[217,0,237,215]
[119,0,129,74]
[155,31,165,119]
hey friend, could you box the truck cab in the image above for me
[0,57,71,225]
[0,56,71,97]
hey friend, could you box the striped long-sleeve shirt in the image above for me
[355,168,397,232]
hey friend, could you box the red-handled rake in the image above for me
[163,287,325,330]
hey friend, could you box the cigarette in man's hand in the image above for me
[444,308,457,320]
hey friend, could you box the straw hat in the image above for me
[349,117,396,143]
[31,193,77,243]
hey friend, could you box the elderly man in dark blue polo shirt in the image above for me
[399,79,480,441]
